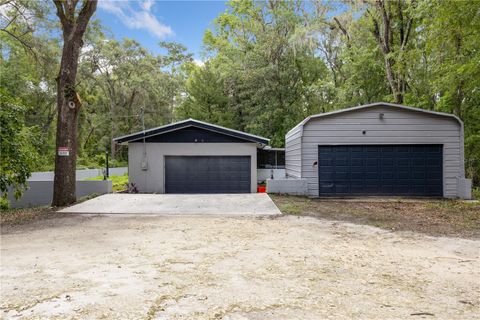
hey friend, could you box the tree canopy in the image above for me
[0,0,479,200]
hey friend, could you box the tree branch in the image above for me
[0,28,37,58]
[53,0,69,29]
[74,0,97,38]
[333,17,350,43]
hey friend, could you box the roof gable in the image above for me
[286,102,463,137]
[114,119,269,145]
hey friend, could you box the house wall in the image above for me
[296,106,463,198]
[128,142,258,193]
[285,124,303,178]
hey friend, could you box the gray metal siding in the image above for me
[299,106,462,198]
[285,125,303,178]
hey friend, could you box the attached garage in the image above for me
[114,119,269,193]
[164,156,251,193]
[285,102,471,199]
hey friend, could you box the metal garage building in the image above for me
[114,119,269,193]
[284,102,471,198]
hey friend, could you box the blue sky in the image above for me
[96,0,228,62]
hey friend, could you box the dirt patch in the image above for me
[271,195,480,239]
[0,207,61,227]
[1,214,479,319]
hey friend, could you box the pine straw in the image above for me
[0,206,61,227]
[271,195,480,239]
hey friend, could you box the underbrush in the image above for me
[85,173,129,192]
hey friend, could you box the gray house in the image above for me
[283,102,471,199]
[114,119,269,193]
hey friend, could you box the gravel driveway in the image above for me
[1,214,479,319]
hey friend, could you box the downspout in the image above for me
[140,107,148,192]
[141,106,148,171]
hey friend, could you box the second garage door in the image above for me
[165,156,251,193]
[318,145,443,197]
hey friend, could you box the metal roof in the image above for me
[286,102,463,137]
[114,118,270,145]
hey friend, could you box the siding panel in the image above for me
[297,106,462,198]
[285,124,303,178]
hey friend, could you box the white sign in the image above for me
[58,147,70,156]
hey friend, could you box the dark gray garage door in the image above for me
[318,145,443,197]
[165,156,251,193]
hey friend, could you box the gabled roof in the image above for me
[114,118,270,145]
[286,102,463,137]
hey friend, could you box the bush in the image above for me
[0,196,10,211]
[473,187,480,200]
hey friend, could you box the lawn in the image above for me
[84,173,128,192]
[271,195,480,239]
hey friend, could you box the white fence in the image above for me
[7,180,112,208]
[28,167,128,181]
[4,167,126,208]
[267,178,308,195]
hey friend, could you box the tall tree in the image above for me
[365,0,416,103]
[52,0,97,206]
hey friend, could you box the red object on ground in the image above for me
[257,186,266,193]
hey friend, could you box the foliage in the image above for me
[85,173,129,192]
[1,0,479,191]
[179,0,480,184]
[0,197,10,210]
[179,0,329,146]
[0,89,38,201]
[472,187,480,201]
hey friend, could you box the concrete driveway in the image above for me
[60,193,281,215]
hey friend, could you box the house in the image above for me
[279,102,471,199]
[114,119,270,193]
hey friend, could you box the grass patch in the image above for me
[271,194,480,238]
[85,173,128,192]
[275,196,311,215]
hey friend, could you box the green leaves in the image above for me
[0,89,38,201]
[179,0,327,146]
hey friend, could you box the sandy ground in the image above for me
[1,214,479,319]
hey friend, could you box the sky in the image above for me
[96,0,228,62]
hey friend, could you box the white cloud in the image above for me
[193,59,205,67]
[141,0,155,11]
[99,0,173,39]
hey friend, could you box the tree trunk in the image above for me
[52,40,81,206]
[52,0,97,207]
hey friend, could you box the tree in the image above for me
[183,0,328,146]
[176,62,231,126]
[0,89,38,204]
[364,0,416,104]
[78,37,191,160]
[52,0,97,207]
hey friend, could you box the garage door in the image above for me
[318,145,443,197]
[165,156,251,193]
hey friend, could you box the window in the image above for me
[257,149,285,169]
